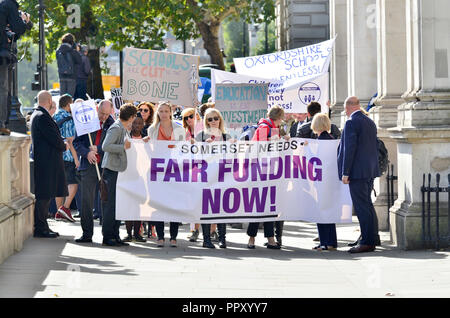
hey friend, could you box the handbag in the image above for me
[99,168,108,201]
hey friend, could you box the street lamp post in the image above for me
[38,0,48,90]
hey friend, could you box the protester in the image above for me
[181,107,196,140]
[56,33,82,97]
[296,102,341,139]
[181,107,201,241]
[73,100,114,243]
[195,102,214,132]
[290,113,308,137]
[101,103,137,247]
[194,108,231,248]
[74,45,91,100]
[338,96,380,254]
[148,101,185,247]
[310,114,338,251]
[30,91,68,238]
[0,0,30,135]
[137,102,154,137]
[247,105,287,249]
[52,94,79,223]
[123,116,147,243]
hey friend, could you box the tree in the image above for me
[252,20,276,56]
[162,0,275,70]
[18,0,166,98]
[223,17,248,63]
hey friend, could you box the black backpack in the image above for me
[56,49,74,76]
[377,138,389,175]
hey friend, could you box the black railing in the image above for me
[386,164,398,227]
[421,173,450,250]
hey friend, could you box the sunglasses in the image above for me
[184,114,194,120]
[207,116,220,122]
[139,108,150,113]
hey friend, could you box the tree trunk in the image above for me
[197,21,225,70]
[87,48,104,99]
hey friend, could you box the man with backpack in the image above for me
[53,94,79,222]
[56,33,82,97]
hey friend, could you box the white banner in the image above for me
[116,139,352,224]
[234,39,335,85]
[122,48,200,106]
[211,69,329,114]
[215,83,269,130]
[70,99,100,136]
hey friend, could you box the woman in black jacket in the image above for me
[311,114,338,251]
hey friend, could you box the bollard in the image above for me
[421,174,426,246]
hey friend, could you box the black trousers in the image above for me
[79,165,98,239]
[154,222,179,241]
[34,198,51,233]
[202,223,226,242]
[101,168,121,240]
[247,222,275,238]
[349,178,376,246]
[275,221,284,239]
[0,60,9,128]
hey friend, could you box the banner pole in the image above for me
[88,133,101,181]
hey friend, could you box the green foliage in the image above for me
[252,20,276,56]
[223,17,248,63]
[17,0,167,62]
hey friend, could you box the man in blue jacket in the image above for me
[73,100,114,243]
[338,96,380,253]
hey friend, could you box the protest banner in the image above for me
[122,48,200,106]
[70,99,100,136]
[116,139,352,224]
[110,87,123,114]
[214,83,269,130]
[70,99,102,180]
[234,38,335,84]
[211,69,329,114]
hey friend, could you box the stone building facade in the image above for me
[329,0,450,249]
[276,0,330,50]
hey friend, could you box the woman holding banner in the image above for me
[148,101,185,247]
[137,102,155,238]
[194,108,231,249]
[137,102,155,137]
[311,114,337,251]
[247,105,286,250]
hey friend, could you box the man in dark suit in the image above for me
[296,102,341,139]
[73,100,114,243]
[289,113,308,138]
[338,96,380,253]
[30,91,68,238]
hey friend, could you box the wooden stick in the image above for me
[88,133,101,181]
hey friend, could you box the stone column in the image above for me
[368,0,407,231]
[329,0,348,128]
[345,0,378,127]
[389,0,450,249]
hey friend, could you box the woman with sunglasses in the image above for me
[148,101,185,247]
[181,107,196,140]
[181,107,202,242]
[194,108,231,249]
[137,102,155,137]
[137,102,156,238]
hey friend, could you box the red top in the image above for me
[158,125,173,141]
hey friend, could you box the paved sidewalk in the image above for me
[0,217,448,298]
